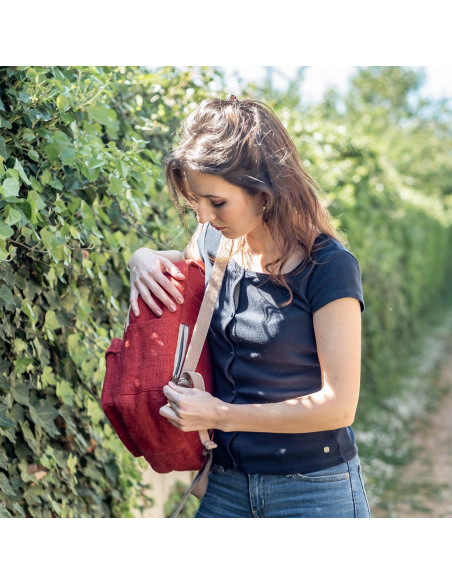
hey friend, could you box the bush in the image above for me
[0,66,219,517]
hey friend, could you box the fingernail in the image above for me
[156,309,163,317]
[177,296,184,304]
[134,310,139,317]
[169,305,176,312]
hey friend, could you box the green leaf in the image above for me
[1,178,20,202]
[56,379,73,406]
[29,400,60,437]
[109,176,122,195]
[14,159,31,185]
[67,453,77,475]
[87,106,119,133]
[20,420,38,454]
[0,115,12,130]
[19,91,31,103]
[0,136,11,160]
[21,300,38,328]
[41,366,57,388]
[45,310,61,331]
[59,147,76,165]
[0,405,15,429]
[15,201,32,221]
[11,383,30,406]
[0,472,16,497]
[41,169,52,186]
[0,449,8,471]
[49,178,63,190]
[0,284,15,309]
[56,95,70,112]
[3,205,23,226]
[0,220,14,241]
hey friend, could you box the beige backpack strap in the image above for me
[181,235,231,374]
[171,236,230,517]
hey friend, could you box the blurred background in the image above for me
[0,66,451,518]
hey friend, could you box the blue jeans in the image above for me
[195,455,371,518]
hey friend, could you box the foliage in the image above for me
[0,66,221,517]
[163,480,200,518]
[247,66,452,400]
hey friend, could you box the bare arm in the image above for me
[160,297,362,433]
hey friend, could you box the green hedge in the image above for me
[0,66,219,517]
[286,114,451,399]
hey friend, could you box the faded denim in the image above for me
[195,455,371,518]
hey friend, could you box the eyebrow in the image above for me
[198,194,223,199]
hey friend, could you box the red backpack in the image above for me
[101,259,215,473]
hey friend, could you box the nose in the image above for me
[196,200,216,225]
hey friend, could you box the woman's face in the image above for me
[184,170,267,240]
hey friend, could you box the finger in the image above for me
[129,284,140,317]
[161,260,185,280]
[132,280,164,317]
[165,381,189,396]
[136,273,180,313]
[159,404,181,427]
[153,272,185,306]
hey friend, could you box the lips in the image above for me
[212,225,225,231]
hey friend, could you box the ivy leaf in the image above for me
[67,453,77,475]
[0,220,14,240]
[14,159,31,186]
[0,136,11,160]
[45,310,62,331]
[20,420,38,454]
[0,449,8,471]
[0,404,15,429]
[0,285,15,310]
[41,366,57,388]
[56,379,73,406]
[0,472,16,497]
[1,178,20,202]
[11,383,30,406]
[29,400,60,437]
[3,205,23,226]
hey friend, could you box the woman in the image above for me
[128,96,371,518]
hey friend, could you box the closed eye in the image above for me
[211,201,225,208]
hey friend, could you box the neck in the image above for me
[243,225,279,258]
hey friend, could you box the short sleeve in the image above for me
[196,222,222,285]
[307,250,365,313]
[197,223,222,263]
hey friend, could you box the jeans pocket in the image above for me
[286,460,350,483]
[290,470,350,483]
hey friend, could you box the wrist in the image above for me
[214,399,233,432]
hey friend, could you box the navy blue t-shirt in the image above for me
[198,223,365,474]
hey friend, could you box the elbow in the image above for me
[342,409,356,428]
[337,398,358,428]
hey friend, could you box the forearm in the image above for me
[216,384,357,434]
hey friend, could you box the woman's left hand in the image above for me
[159,381,223,432]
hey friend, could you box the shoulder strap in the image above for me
[181,235,231,373]
[171,236,230,518]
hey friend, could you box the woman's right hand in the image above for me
[128,248,186,317]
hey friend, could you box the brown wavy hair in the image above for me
[165,97,341,298]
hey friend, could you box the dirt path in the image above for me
[372,335,452,518]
